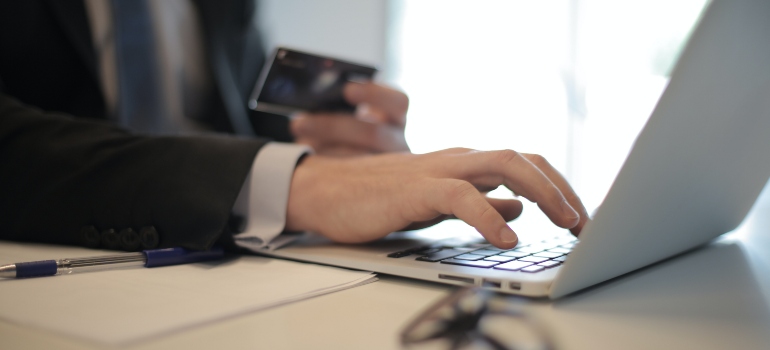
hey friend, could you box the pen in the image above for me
[0,247,224,278]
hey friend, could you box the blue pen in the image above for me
[0,247,224,278]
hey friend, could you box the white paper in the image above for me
[0,242,377,345]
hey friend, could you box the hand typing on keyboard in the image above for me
[286,149,589,249]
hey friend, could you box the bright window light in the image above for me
[388,0,706,235]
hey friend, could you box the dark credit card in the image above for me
[248,47,378,115]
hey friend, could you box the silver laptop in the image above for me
[260,0,770,298]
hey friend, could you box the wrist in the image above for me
[285,155,320,232]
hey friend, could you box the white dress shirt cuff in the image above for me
[231,142,313,251]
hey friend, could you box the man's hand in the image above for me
[290,82,410,156]
[285,148,589,249]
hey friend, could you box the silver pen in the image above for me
[0,247,224,278]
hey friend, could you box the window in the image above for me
[387,0,707,233]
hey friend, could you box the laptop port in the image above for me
[482,279,502,288]
[509,282,522,290]
[438,274,474,284]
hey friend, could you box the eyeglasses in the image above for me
[400,286,555,350]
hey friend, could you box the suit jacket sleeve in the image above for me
[0,93,269,250]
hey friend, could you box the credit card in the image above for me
[248,47,377,115]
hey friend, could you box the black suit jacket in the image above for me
[0,0,288,250]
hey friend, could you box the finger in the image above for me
[291,115,408,153]
[401,198,521,232]
[400,214,451,232]
[439,150,580,230]
[423,179,520,249]
[522,153,590,236]
[356,104,391,125]
[487,198,524,222]
[344,82,408,127]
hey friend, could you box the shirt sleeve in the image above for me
[231,142,313,251]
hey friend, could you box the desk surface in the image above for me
[4,190,770,350]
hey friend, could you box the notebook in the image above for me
[260,0,770,298]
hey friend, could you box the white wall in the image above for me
[257,0,389,74]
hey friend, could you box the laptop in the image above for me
[259,0,770,299]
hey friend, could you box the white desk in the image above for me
[4,189,770,350]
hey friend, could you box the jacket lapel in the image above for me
[193,0,261,136]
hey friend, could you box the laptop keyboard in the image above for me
[387,235,577,273]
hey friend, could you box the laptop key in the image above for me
[387,251,412,258]
[499,251,530,258]
[441,259,499,268]
[518,256,550,264]
[553,256,567,262]
[521,265,546,273]
[387,245,432,258]
[412,248,442,255]
[484,255,516,263]
[469,249,500,257]
[452,247,478,252]
[416,249,467,262]
[453,254,486,261]
[538,260,561,268]
[532,252,563,259]
[463,243,492,249]
[515,246,548,254]
[493,260,533,271]
[547,247,571,254]
[547,236,575,245]
[540,242,563,250]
